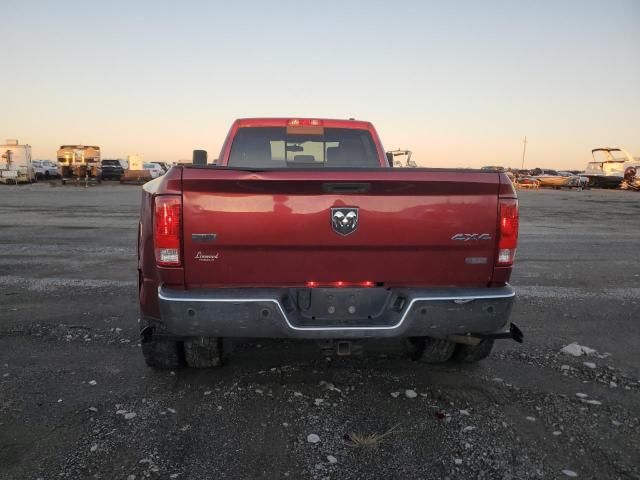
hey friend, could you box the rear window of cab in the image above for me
[228,127,380,168]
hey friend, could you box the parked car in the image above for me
[137,117,522,369]
[32,160,59,179]
[101,159,126,180]
[143,162,164,179]
[150,161,172,173]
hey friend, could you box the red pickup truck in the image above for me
[137,118,521,368]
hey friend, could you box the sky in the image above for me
[1,0,639,169]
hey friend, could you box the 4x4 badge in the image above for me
[331,207,359,236]
[451,233,492,241]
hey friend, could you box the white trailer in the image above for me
[0,139,35,184]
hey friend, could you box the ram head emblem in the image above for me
[331,207,359,236]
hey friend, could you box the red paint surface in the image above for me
[138,118,517,319]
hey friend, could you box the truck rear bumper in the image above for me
[153,285,515,339]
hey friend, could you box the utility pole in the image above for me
[521,136,528,169]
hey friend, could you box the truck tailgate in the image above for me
[181,169,499,288]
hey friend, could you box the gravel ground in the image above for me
[0,183,639,480]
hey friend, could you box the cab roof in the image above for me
[234,118,374,130]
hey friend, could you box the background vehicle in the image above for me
[531,168,559,176]
[530,168,573,187]
[558,171,588,189]
[100,159,126,180]
[137,118,521,369]
[581,148,639,189]
[0,139,35,184]
[150,161,172,173]
[143,162,164,178]
[621,164,640,191]
[120,155,152,184]
[32,160,59,179]
[386,149,416,168]
[481,166,515,181]
[57,145,101,178]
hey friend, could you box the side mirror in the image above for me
[193,150,207,165]
[386,152,394,167]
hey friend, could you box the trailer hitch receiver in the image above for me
[478,323,524,343]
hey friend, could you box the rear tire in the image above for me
[184,336,223,368]
[141,338,183,369]
[452,339,494,363]
[405,337,456,363]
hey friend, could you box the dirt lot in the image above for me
[0,183,639,480]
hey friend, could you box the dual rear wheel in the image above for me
[405,336,494,364]
[141,336,223,369]
[141,335,493,369]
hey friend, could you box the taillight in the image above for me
[497,198,519,265]
[154,195,181,266]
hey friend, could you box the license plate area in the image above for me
[287,287,395,327]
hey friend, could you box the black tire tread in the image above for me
[452,339,494,363]
[406,337,456,364]
[141,338,182,369]
[184,337,223,368]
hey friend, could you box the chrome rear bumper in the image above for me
[154,285,516,339]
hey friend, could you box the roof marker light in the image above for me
[287,118,323,127]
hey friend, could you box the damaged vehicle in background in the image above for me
[530,168,570,188]
[621,165,640,191]
[558,171,589,189]
[526,168,586,189]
